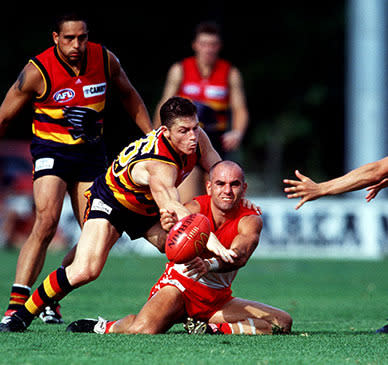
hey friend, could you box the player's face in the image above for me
[192,33,221,65]
[53,21,88,66]
[164,116,200,155]
[207,165,247,212]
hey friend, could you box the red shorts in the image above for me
[149,263,233,321]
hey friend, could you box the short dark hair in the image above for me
[54,13,88,34]
[159,97,197,128]
[194,21,222,39]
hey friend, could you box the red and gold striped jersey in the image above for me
[104,128,200,216]
[30,42,109,146]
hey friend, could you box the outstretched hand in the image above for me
[365,178,388,202]
[283,170,321,210]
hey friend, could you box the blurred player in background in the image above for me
[0,97,242,333]
[67,160,292,336]
[154,21,249,203]
[0,14,152,325]
[283,157,388,333]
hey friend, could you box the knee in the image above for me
[33,211,60,241]
[66,265,101,287]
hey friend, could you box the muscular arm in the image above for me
[222,67,249,151]
[207,215,262,272]
[108,51,153,134]
[0,63,43,137]
[153,63,183,127]
[284,157,388,209]
[132,160,191,220]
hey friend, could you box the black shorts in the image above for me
[31,139,107,184]
[84,176,159,238]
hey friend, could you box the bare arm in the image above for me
[108,51,152,134]
[184,214,262,277]
[222,67,249,152]
[284,157,388,209]
[133,160,191,220]
[0,63,43,137]
[207,215,262,272]
[153,63,183,128]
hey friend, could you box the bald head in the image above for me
[209,160,245,182]
[207,160,247,212]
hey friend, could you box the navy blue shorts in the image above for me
[84,175,159,238]
[31,138,107,184]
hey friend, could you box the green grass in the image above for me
[1,248,388,364]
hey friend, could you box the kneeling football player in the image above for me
[67,161,292,335]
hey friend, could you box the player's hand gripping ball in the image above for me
[165,213,211,263]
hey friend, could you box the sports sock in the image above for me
[209,322,233,334]
[4,284,31,316]
[17,267,74,326]
[105,320,116,334]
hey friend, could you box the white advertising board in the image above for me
[249,197,388,259]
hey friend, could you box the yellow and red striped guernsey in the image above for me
[104,128,200,216]
[30,42,109,146]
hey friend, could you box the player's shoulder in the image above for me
[238,211,263,232]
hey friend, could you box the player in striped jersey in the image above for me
[0,14,152,325]
[66,161,292,336]
[0,97,241,333]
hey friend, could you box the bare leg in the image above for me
[14,176,67,286]
[61,181,93,267]
[111,286,185,334]
[209,297,292,335]
[68,181,93,226]
[65,219,120,287]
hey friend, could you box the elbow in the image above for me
[235,255,249,269]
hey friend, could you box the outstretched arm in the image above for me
[284,157,388,209]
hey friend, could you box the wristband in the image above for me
[205,258,220,272]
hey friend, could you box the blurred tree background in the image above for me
[0,2,345,195]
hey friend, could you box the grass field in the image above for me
[1,248,388,364]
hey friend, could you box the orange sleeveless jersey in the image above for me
[30,42,109,145]
[178,56,231,132]
[103,128,200,216]
[195,194,259,253]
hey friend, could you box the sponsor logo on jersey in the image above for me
[183,83,201,96]
[204,86,228,99]
[83,82,107,98]
[53,88,75,103]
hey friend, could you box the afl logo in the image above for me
[53,88,75,103]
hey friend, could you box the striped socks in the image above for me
[4,284,31,317]
[16,267,74,326]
